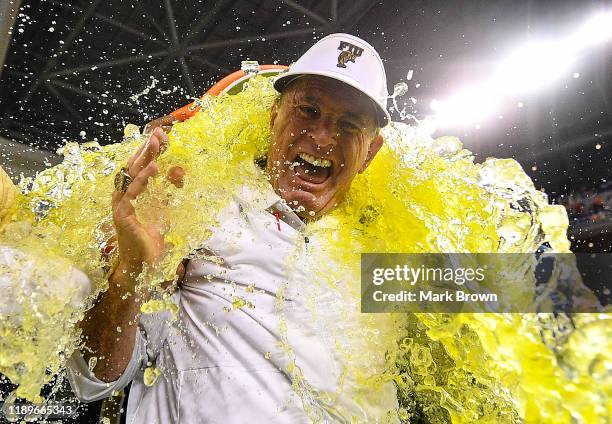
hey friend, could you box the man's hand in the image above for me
[112,127,166,272]
[112,127,186,271]
[80,127,185,382]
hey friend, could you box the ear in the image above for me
[269,99,279,129]
[359,132,384,173]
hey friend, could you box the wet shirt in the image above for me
[67,186,398,423]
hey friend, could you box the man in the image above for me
[68,33,398,422]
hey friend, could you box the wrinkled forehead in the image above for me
[281,76,378,126]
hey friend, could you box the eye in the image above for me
[296,105,318,119]
[338,120,360,134]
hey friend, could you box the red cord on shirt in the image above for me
[272,210,281,231]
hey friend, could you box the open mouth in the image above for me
[291,152,332,185]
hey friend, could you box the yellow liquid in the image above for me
[0,77,609,423]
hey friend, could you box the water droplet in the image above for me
[392,82,408,97]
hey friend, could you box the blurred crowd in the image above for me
[557,181,612,221]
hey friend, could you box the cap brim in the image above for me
[274,71,390,127]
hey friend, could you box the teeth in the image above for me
[298,152,332,168]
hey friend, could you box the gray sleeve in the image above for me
[66,290,178,402]
[66,327,148,402]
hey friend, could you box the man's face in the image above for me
[267,76,383,219]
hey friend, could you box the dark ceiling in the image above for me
[1,0,611,197]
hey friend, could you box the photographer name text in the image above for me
[372,290,498,303]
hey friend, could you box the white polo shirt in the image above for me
[67,185,399,423]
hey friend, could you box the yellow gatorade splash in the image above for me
[0,76,609,423]
[143,366,161,387]
[0,166,18,231]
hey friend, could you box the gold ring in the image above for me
[114,167,133,193]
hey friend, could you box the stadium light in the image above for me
[430,11,612,129]
[495,42,575,93]
[430,85,500,128]
[569,11,612,51]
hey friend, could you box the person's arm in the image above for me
[77,128,185,383]
[79,263,149,382]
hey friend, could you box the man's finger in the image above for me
[112,189,128,209]
[158,131,170,156]
[112,188,135,221]
[155,128,170,157]
[123,161,159,202]
[126,141,147,169]
[113,161,159,221]
[166,166,185,188]
[127,126,170,172]
[129,130,163,176]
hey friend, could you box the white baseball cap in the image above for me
[274,33,391,127]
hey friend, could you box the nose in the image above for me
[307,118,337,150]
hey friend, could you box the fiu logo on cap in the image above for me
[337,41,363,68]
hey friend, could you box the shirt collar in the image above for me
[234,184,305,232]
